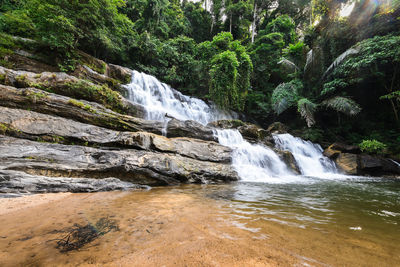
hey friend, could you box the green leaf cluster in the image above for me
[359,139,387,154]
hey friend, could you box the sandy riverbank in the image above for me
[0,189,299,266]
[0,193,72,216]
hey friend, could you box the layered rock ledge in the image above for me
[0,136,238,189]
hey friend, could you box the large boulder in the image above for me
[267,122,288,134]
[358,155,400,175]
[335,153,358,175]
[0,136,239,186]
[167,118,216,141]
[359,154,383,173]
[107,64,132,84]
[0,106,231,163]
[323,146,341,159]
[277,150,301,174]
[334,152,400,176]
[330,143,361,154]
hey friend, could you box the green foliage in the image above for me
[301,127,324,142]
[359,139,387,154]
[283,41,304,59]
[67,99,85,108]
[325,35,400,88]
[271,80,302,115]
[196,32,252,111]
[0,9,35,37]
[0,33,16,64]
[212,32,234,50]
[250,32,285,90]
[209,50,240,110]
[263,15,296,46]
[321,79,348,96]
[380,91,400,102]
[182,2,212,42]
[321,96,361,116]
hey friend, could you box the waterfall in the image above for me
[124,70,234,124]
[124,70,339,182]
[273,134,338,176]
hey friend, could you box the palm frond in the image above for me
[278,58,299,72]
[322,96,361,116]
[322,47,360,80]
[297,98,317,127]
[304,49,314,74]
[271,81,301,115]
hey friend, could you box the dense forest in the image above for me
[1,0,399,155]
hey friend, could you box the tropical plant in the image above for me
[271,80,361,127]
[271,79,302,115]
[322,35,400,123]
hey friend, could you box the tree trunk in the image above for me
[389,98,399,122]
[251,2,257,43]
[229,14,232,33]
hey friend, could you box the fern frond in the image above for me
[297,98,317,127]
[322,96,361,116]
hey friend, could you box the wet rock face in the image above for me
[167,119,216,141]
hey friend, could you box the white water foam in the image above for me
[124,70,234,124]
[214,129,302,183]
[273,134,338,176]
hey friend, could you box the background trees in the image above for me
[0,0,400,152]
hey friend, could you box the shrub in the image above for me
[359,139,387,154]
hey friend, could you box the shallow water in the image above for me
[0,176,399,266]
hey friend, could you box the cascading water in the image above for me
[124,70,234,124]
[124,70,339,182]
[273,134,338,176]
[215,129,295,183]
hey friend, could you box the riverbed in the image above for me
[0,176,399,266]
